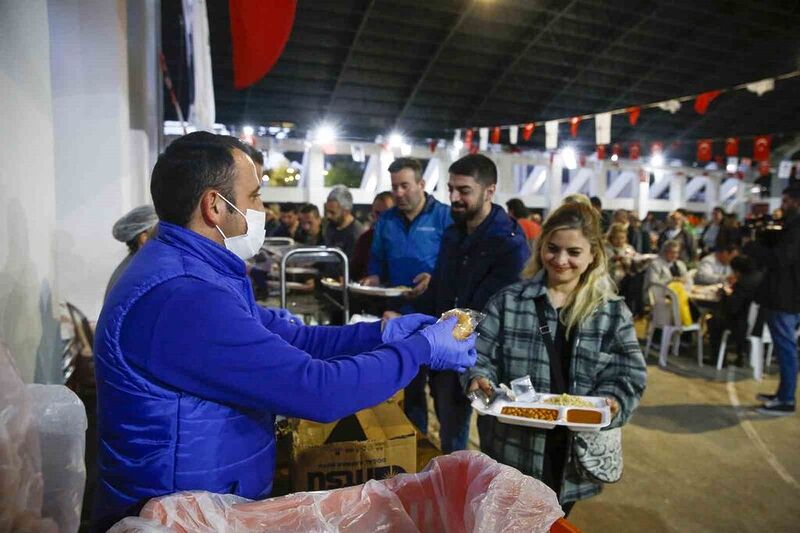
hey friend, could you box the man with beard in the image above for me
[361,157,451,433]
[324,185,364,261]
[414,154,530,451]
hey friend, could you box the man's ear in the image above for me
[485,183,497,201]
[199,189,224,227]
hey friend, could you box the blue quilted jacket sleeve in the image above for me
[121,278,430,422]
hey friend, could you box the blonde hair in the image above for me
[562,193,592,207]
[606,222,628,244]
[522,203,616,335]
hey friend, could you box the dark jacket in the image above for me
[745,212,800,313]
[415,204,531,316]
[627,226,651,254]
[721,269,764,322]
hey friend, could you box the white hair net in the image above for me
[112,205,158,243]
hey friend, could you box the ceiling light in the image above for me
[650,153,665,167]
[388,132,405,148]
[313,124,336,145]
[242,125,254,136]
[610,154,619,162]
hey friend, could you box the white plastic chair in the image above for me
[644,284,703,367]
[715,302,772,380]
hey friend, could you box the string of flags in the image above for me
[444,70,800,163]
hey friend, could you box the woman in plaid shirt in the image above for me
[467,203,647,515]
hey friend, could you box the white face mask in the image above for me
[215,193,266,260]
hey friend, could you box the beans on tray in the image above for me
[500,406,559,421]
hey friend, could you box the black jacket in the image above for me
[415,204,531,316]
[745,212,800,313]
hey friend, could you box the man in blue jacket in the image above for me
[92,132,475,529]
[360,157,451,434]
[415,154,531,452]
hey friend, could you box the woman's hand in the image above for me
[605,397,620,418]
[469,377,494,397]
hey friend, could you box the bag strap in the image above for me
[533,295,567,393]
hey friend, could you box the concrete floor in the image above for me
[428,357,800,533]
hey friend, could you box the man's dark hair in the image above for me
[730,255,756,275]
[280,203,298,214]
[448,154,497,187]
[387,158,422,181]
[374,191,394,203]
[506,198,529,219]
[589,196,602,209]
[241,143,264,167]
[299,203,320,217]
[783,184,800,200]
[676,208,689,217]
[151,132,247,227]
[719,243,739,254]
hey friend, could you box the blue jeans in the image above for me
[430,370,472,453]
[766,309,800,404]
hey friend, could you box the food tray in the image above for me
[285,267,318,275]
[320,278,412,297]
[471,393,611,432]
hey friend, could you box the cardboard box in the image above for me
[291,400,416,492]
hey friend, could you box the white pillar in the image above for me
[547,155,563,215]
[669,172,687,212]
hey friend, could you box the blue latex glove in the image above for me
[418,317,477,373]
[275,307,304,325]
[382,313,437,343]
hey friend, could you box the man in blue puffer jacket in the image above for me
[92,132,476,530]
[360,157,451,434]
[414,154,530,452]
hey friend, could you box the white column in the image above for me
[547,155,563,216]
[669,172,687,212]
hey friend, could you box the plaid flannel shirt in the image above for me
[466,271,647,503]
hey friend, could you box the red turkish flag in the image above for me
[522,123,535,141]
[629,141,641,160]
[694,90,721,114]
[627,106,641,126]
[464,129,474,150]
[429,140,438,153]
[650,141,663,155]
[597,145,606,160]
[753,135,771,162]
[490,127,501,144]
[697,139,713,162]
[725,137,739,157]
[229,0,297,89]
[570,117,581,138]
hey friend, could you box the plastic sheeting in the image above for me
[0,341,87,533]
[110,450,564,533]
